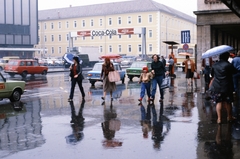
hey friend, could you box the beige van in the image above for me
[0,56,20,71]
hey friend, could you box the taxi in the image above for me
[0,72,25,102]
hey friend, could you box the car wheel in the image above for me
[122,75,125,84]
[21,71,28,78]
[42,70,47,75]
[8,73,15,77]
[90,81,95,87]
[10,89,21,102]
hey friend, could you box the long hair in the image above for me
[73,56,80,64]
[104,58,111,67]
[152,54,160,61]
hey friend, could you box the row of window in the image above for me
[40,31,155,42]
[40,15,153,30]
[40,44,154,54]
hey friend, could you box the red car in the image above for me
[4,59,48,78]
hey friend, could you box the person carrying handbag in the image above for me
[101,58,116,101]
[68,56,85,102]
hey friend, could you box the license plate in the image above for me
[132,71,137,73]
[95,74,100,77]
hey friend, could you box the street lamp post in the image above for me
[165,18,171,58]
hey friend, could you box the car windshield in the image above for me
[92,63,103,71]
[8,61,19,65]
[131,62,148,68]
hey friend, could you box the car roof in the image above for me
[9,59,36,62]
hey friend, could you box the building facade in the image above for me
[37,0,196,58]
[0,0,38,58]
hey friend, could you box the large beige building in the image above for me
[37,0,196,58]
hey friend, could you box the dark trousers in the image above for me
[233,71,240,93]
[140,82,151,99]
[204,66,211,90]
[69,78,85,99]
[169,65,173,76]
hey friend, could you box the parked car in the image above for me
[0,56,20,71]
[4,59,48,78]
[87,62,125,86]
[0,72,25,102]
[126,61,152,81]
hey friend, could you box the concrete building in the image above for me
[0,0,38,58]
[37,0,196,58]
[194,0,240,69]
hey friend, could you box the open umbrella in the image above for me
[178,52,193,56]
[63,53,82,64]
[99,54,121,60]
[202,45,233,59]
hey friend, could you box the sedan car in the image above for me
[87,62,125,86]
[0,72,25,102]
[126,61,152,81]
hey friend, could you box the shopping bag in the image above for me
[161,76,170,89]
[194,71,200,79]
[108,71,120,82]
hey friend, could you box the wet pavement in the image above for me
[0,70,240,159]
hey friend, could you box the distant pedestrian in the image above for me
[150,54,168,102]
[161,56,166,67]
[209,52,237,124]
[101,58,116,101]
[138,66,153,102]
[183,55,195,86]
[168,56,174,77]
[68,57,85,102]
[202,57,213,91]
[232,50,240,94]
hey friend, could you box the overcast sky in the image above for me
[38,0,197,17]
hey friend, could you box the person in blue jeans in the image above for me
[150,54,168,103]
[232,51,240,94]
[138,66,153,102]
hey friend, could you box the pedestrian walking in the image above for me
[209,52,236,124]
[100,58,116,101]
[168,56,174,77]
[68,56,85,102]
[202,57,213,91]
[150,54,168,102]
[183,55,195,86]
[232,50,240,94]
[138,66,153,102]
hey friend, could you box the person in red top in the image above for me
[68,57,85,102]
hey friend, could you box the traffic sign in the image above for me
[181,30,190,44]
[183,43,189,50]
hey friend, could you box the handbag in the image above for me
[161,76,170,89]
[108,71,120,82]
[194,71,200,79]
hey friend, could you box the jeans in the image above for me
[69,77,85,99]
[233,71,240,93]
[151,75,164,99]
[140,82,151,99]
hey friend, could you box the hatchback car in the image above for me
[87,62,125,86]
[126,61,152,81]
[0,72,25,102]
[4,59,48,78]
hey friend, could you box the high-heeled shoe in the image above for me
[227,117,236,123]
[101,97,105,100]
[217,119,221,125]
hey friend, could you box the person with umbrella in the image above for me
[201,57,213,92]
[209,52,236,124]
[68,56,85,102]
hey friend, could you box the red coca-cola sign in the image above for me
[77,31,91,37]
[118,28,134,34]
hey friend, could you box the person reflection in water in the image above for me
[204,124,233,159]
[139,103,151,138]
[65,100,85,144]
[101,101,122,148]
[151,102,171,150]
